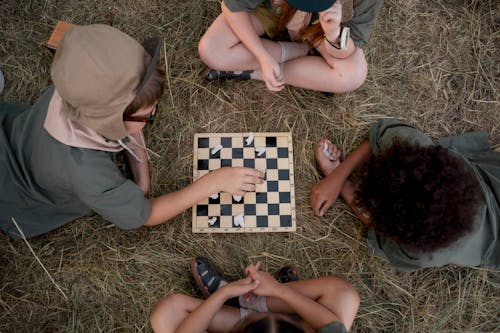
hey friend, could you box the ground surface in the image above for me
[0,0,499,332]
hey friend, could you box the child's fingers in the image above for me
[255,261,262,271]
[311,197,324,216]
[319,198,334,217]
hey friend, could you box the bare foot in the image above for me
[315,138,341,176]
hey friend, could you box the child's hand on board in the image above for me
[210,167,264,196]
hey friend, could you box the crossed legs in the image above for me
[198,13,367,93]
[150,275,359,333]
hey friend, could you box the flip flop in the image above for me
[191,257,229,298]
[203,68,253,81]
[275,266,302,283]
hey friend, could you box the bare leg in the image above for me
[150,294,240,333]
[315,139,372,225]
[282,48,367,93]
[266,276,360,331]
[198,13,282,71]
[199,14,367,93]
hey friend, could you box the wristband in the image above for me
[325,26,350,50]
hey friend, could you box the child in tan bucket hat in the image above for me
[0,24,264,240]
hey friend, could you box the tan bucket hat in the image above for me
[50,24,161,141]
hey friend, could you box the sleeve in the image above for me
[366,228,424,272]
[368,119,433,155]
[74,152,151,230]
[223,0,264,12]
[345,0,384,48]
[318,321,348,333]
[437,131,491,154]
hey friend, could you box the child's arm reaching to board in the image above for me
[145,167,264,226]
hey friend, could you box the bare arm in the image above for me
[221,2,283,90]
[174,278,259,333]
[125,131,151,194]
[144,167,264,226]
[311,140,371,216]
[246,265,345,331]
[316,2,357,63]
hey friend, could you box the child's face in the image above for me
[123,102,157,135]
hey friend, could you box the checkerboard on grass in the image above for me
[193,132,296,233]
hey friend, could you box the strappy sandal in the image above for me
[191,257,229,298]
[203,68,253,81]
[275,266,302,283]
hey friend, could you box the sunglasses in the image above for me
[123,105,157,125]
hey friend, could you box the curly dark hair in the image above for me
[354,140,483,253]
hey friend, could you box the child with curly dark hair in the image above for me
[310,119,499,271]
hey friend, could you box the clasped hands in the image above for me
[218,262,282,301]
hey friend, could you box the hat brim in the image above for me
[285,0,337,12]
[136,37,162,94]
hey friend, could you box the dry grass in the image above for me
[1,0,499,332]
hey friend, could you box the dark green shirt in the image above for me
[366,119,499,271]
[223,0,384,47]
[0,87,150,239]
[318,321,348,333]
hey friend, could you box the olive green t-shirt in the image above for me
[223,0,383,47]
[366,119,499,271]
[0,87,151,239]
[318,321,348,333]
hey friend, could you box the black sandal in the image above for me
[191,257,229,298]
[275,266,302,283]
[204,68,253,81]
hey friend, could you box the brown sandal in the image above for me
[275,266,302,283]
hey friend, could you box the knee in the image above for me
[150,293,189,333]
[198,33,223,69]
[325,276,360,314]
[325,49,368,93]
[351,55,368,91]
